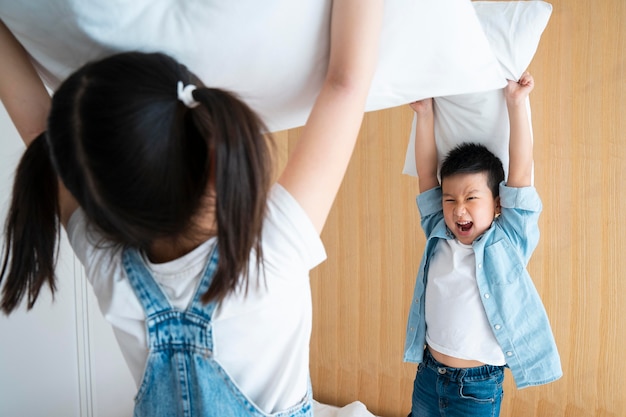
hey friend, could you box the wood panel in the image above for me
[278,1,626,416]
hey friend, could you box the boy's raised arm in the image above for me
[505,72,535,188]
[410,98,440,192]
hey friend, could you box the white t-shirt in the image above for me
[66,184,326,414]
[425,238,506,366]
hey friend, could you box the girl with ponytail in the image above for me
[0,0,383,415]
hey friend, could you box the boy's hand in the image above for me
[505,72,534,107]
[409,98,433,115]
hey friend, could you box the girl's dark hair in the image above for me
[1,52,274,313]
[439,142,505,198]
[1,133,59,313]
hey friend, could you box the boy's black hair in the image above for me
[439,142,504,197]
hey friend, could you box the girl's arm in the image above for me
[0,20,49,146]
[0,20,78,226]
[505,72,535,188]
[409,98,439,193]
[277,0,383,233]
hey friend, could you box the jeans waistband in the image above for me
[423,348,504,381]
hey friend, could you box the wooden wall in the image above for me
[277,1,626,416]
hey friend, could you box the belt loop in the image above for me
[458,368,467,381]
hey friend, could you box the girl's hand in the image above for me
[505,71,534,107]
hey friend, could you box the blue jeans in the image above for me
[410,348,504,417]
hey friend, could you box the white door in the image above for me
[0,105,135,417]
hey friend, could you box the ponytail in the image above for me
[190,88,274,303]
[1,133,60,314]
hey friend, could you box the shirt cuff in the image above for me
[417,186,442,218]
[499,183,542,212]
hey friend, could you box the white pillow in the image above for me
[403,1,553,180]
[0,0,505,133]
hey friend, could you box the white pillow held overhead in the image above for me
[403,1,552,181]
[0,0,506,132]
[473,0,553,81]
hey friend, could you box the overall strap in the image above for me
[122,247,172,316]
[187,245,220,319]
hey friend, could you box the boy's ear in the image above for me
[495,196,502,216]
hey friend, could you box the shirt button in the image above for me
[415,298,419,303]
[506,351,513,357]
[484,293,491,299]
[494,324,501,330]
[410,327,415,331]
[478,263,482,268]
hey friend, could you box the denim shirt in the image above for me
[404,183,562,389]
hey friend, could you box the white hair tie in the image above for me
[177,81,200,108]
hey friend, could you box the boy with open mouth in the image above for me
[404,72,562,417]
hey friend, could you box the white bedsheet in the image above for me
[314,400,379,417]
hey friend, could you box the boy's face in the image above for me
[441,172,501,245]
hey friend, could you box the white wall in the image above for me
[0,104,135,417]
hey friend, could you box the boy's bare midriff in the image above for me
[428,345,486,369]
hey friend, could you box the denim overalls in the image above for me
[122,246,313,417]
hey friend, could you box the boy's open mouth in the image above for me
[457,221,473,232]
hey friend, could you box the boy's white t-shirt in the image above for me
[66,184,326,414]
[425,238,506,366]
